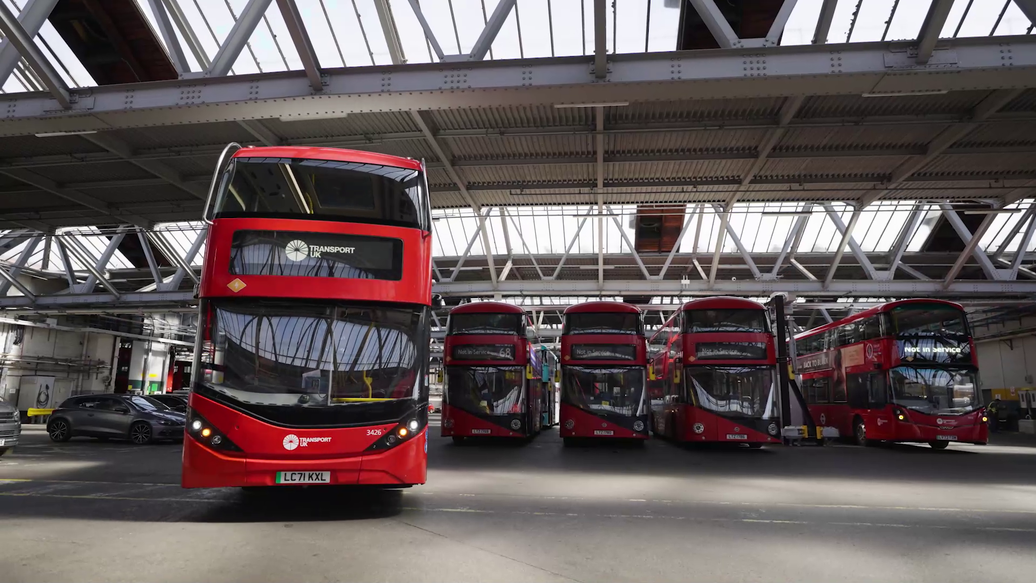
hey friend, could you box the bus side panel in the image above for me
[559,403,646,439]
[359,429,427,485]
[809,403,854,438]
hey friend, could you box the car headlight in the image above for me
[157,419,175,426]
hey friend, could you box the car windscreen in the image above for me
[129,396,169,411]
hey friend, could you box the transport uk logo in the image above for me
[285,239,357,261]
[285,240,309,261]
[282,433,332,450]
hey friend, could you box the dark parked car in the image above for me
[150,394,188,413]
[47,395,186,445]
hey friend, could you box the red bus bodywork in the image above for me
[794,299,986,448]
[442,302,546,441]
[182,147,431,488]
[560,301,649,441]
[650,297,781,446]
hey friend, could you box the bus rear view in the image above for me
[560,302,649,445]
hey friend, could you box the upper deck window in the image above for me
[213,157,429,230]
[890,304,969,338]
[448,313,522,336]
[683,309,768,334]
[563,312,642,335]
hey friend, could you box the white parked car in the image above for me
[0,400,21,456]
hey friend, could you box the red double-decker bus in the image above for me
[182,146,432,488]
[649,297,781,447]
[442,302,545,442]
[794,299,986,449]
[560,302,649,444]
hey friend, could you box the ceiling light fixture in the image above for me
[34,130,98,137]
[553,102,630,109]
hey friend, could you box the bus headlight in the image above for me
[408,419,420,432]
[366,415,426,452]
[186,409,242,453]
[982,415,988,423]
[633,420,645,432]
[510,419,521,431]
[564,419,575,430]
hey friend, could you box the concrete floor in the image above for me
[2,420,1036,583]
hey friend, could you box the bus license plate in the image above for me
[593,430,614,436]
[726,434,748,440]
[471,429,491,435]
[276,471,330,484]
[936,435,958,441]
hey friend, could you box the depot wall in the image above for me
[973,315,1036,396]
[0,324,116,410]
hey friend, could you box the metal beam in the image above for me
[146,0,189,75]
[0,168,149,226]
[897,264,931,281]
[0,0,59,87]
[155,228,205,291]
[55,238,77,288]
[0,0,70,108]
[688,0,739,49]
[1008,203,1036,280]
[819,308,833,324]
[0,234,41,296]
[469,0,516,61]
[162,0,210,68]
[823,207,863,288]
[79,132,205,199]
[434,279,1036,297]
[550,213,590,280]
[608,207,652,280]
[887,205,924,278]
[1018,0,1036,29]
[276,0,322,91]
[769,204,811,279]
[407,0,445,62]
[766,0,799,46]
[939,203,1001,282]
[2,36,1036,134]
[502,209,544,280]
[595,105,605,285]
[916,0,954,65]
[823,203,878,280]
[373,0,406,65]
[207,0,273,77]
[237,119,281,146]
[448,208,493,282]
[137,231,163,286]
[70,229,127,294]
[710,204,761,279]
[658,206,697,280]
[593,0,607,77]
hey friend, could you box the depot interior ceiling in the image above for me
[0,0,1036,329]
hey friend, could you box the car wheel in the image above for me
[853,417,870,447]
[929,441,949,450]
[129,422,153,445]
[48,418,71,442]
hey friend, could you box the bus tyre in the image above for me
[853,418,870,447]
[451,436,465,445]
[747,443,764,449]
[929,441,950,450]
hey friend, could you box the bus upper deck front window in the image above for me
[892,305,968,338]
[213,157,428,230]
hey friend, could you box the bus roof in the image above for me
[232,146,423,171]
[794,298,965,340]
[563,301,640,315]
[680,296,765,312]
[449,301,526,315]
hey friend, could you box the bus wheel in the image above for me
[853,418,870,447]
[747,443,763,449]
[563,438,576,448]
[451,436,465,445]
[929,441,950,450]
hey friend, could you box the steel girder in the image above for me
[0,35,1035,137]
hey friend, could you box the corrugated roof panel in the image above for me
[41,162,157,183]
[610,98,784,123]
[432,106,591,131]
[267,112,419,139]
[776,124,947,151]
[759,156,906,179]
[445,134,594,159]
[461,163,596,185]
[1000,89,1036,113]
[342,139,436,161]
[797,92,990,119]
[0,135,106,158]
[916,153,1036,177]
[954,121,1036,147]
[607,128,767,155]
[605,160,750,180]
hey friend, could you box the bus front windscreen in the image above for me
[213,157,429,230]
[685,366,777,418]
[563,367,646,417]
[889,367,981,415]
[563,313,641,335]
[197,300,428,420]
[446,366,525,416]
[891,304,969,338]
